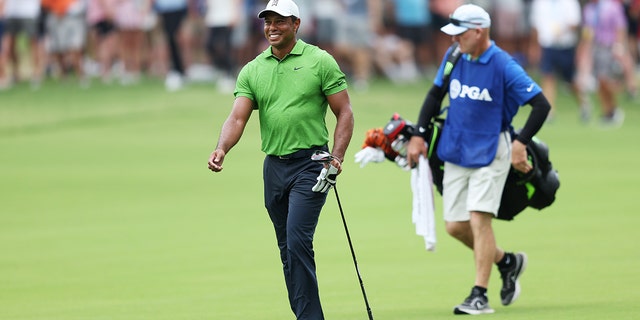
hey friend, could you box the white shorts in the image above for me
[442,131,512,222]
[47,13,86,53]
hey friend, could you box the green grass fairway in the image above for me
[1,77,639,320]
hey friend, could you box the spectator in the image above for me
[313,0,341,56]
[291,0,314,42]
[530,0,591,122]
[0,0,6,90]
[86,0,120,84]
[114,0,153,85]
[334,0,382,91]
[180,0,206,78]
[1,0,44,89]
[392,0,433,74]
[373,13,420,84]
[203,0,241,93]
[231,0,265,68]
[154,0,189,91]
[631,0,640,65]
[580,0,629,126]
[491,0,529,65]
[622,0,639,98]
[41,0,88,86]
[429,0,463,61]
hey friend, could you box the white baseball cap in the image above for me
[258,0,300,18]
[440,4,491,36]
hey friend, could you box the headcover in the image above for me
[383,113,415,140]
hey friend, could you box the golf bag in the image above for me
[426,118,559,220]
[361,43,559,220]
[368,113,560,221]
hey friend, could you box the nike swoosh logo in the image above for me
[474,301,488,308]
[526,84,534,92]
[294,66,303,70]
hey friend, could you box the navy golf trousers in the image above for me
[263,146,329,320]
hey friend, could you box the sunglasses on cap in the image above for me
[449,17,484,29]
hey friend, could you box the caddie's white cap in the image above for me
[440,4,491,36]
[258,0,300,18]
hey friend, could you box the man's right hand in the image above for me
[406,136,427,169]
[208,149,226,172]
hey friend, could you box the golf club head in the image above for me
[311,150,334,163]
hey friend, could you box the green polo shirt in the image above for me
[234,40,348,156]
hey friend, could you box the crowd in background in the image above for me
[0,0,638,111]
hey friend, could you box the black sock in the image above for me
[497,252,514,269]
[472,286,488,296]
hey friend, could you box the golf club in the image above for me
[311,150,374,320]
[310,150,335,162]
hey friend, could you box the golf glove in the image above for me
[312,164,339,193]
[354,147,385,168]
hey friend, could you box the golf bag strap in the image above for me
[414,43,462,138]
[439,43,462,101]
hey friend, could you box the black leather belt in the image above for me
[269,145,328,160]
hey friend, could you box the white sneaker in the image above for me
[165,72,184,92]
[600,108,624,128]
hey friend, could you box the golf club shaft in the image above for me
[333,185,374,320]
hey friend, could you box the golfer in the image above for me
[406,4,551,315]
[207,0,354,319]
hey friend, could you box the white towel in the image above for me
[410,155,436,251]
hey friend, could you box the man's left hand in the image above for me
[312,163,339,193]
[512,140,532,173]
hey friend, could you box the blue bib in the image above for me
[435,44,540,168]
